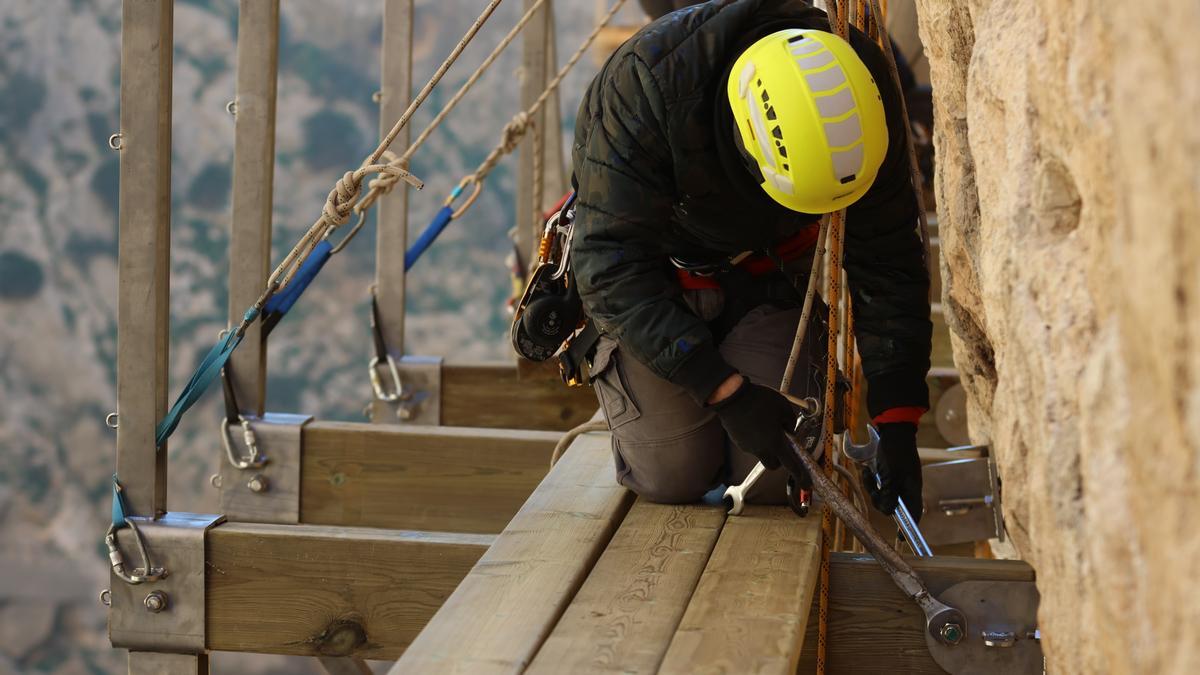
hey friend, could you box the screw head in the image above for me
[940,622,964,645]
[247,473,269,493]
[143,591,168,613]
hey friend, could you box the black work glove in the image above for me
[712,379,797,471]
[861,422,924,522]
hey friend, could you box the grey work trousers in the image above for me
[590,298,827,504]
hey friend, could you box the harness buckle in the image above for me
[369,354,405,402]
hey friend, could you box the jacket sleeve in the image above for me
[843,35,933,418]
[572,55,736,404]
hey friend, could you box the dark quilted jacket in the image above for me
[571,0,931,416]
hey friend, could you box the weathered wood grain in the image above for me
[797,554,1036,674]
[301,422,559,533]
[526,501,726,674]
[115,0,173,517]
[389,431,634,674]
[658,506,824,675]
[441,363,599,431]
[226,0,279,417]
[206,523,492,660]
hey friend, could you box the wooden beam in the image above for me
[658,506,823,675]
[370,0,415,422]
[797,554,1036,674]
[226,0,280,416]
[206,523,492,660]
[526,501,726,674]
[389,431,635,673]
[300,422,560,534]
[440,362,598,431]
[115,0,174,518]
[515,0,551,273]
[540,0,566,202]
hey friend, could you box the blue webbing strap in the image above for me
[405,205,455,271]
[153,306,259,447]
[261,239,334,336]
[110,474,129,529]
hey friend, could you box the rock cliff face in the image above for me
[914,0,1200,671]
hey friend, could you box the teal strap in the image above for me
[111,474,129,529]
[154,306,259,447]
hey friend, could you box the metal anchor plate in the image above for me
[925,580,1043,675]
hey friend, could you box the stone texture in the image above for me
[914,0,1200,672]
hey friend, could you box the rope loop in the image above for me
[323,170,363,226]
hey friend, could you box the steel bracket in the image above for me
[369,355,442,424]
[925,580,1043,675]
[216,412,311,523]
[109,512,225,652]
[919,455,1003,546]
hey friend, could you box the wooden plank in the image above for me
[526,501,726,674]
[658,506,823,675]
[226,0,280,416]
[206,523,492,660]
[441,362,599,431]
[300,422,560,533]
[797,554,1036,674]
[115,0,173,518]
[389,431,635,674]
[370,0,415,422]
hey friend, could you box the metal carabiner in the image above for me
[220,416,266,470]
[105,518,166,585]
[369,354,405,403]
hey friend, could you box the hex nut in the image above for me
[940,622,964,645]
[143,590,168,613]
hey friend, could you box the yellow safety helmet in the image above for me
[726,29,888,214]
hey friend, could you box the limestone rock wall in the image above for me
[913,0,1200,671]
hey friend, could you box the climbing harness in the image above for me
[511,193,583,362]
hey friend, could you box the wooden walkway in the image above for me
[388,429,1033,675]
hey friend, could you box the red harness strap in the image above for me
[675,222,822,291]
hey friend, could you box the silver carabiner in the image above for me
[220,417,266,470]
[369,354,404,402]
[105,518,166,585]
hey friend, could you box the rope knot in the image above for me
[500,112,532,153]
[323,171,363,226]
[367,151,407,197]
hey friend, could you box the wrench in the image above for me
[722,396,822,516]
[783,429,965,645]
[843,427,933,557]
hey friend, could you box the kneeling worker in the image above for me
[571,0,931,518]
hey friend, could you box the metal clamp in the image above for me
[108,513,225,653]
[369,354,404,403]
[216,413,311,523]
[220,416,266,470]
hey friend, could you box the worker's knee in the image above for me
[610,428,725,504]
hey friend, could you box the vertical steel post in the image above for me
[370,0,415,422]
[115,0,174,521]
[226,0,280,417]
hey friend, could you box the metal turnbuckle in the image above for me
[369,354,405,403]
[105,518,166,585]
[220,416,266,470]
